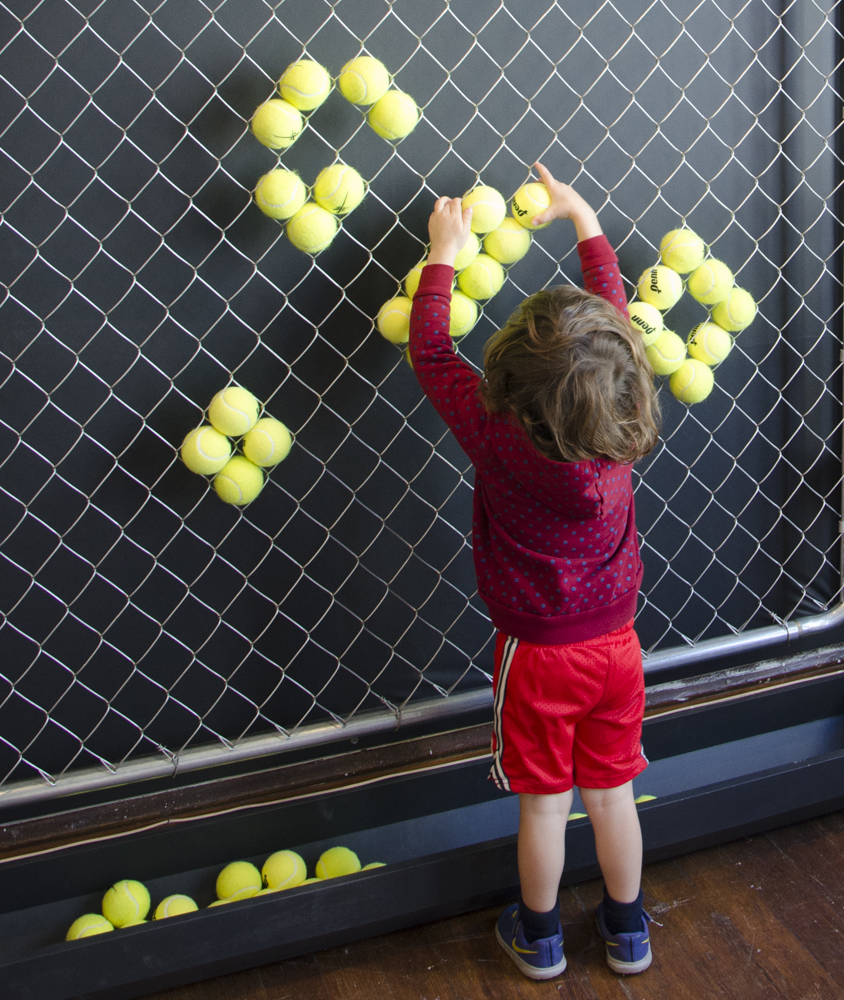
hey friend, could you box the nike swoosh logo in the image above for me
[512,940,538,954]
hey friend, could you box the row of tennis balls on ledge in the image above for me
[180,387,292,505]
[65,847,382,939]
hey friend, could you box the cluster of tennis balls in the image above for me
[377,180,551,350]
[629,228,758,404]
[65,878,183,940]
[250,55,420,255]
[180,386,292,506]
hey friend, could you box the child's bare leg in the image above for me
[518,789,574,912]
[579,781,641,902]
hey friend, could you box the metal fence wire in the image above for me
[0,0,842,796]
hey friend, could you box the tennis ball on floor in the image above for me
[102,880,151,928]
[450,291,478,338]
[637,265,684,311]
[208,386,260,436]
[278,59,331,111]
[153,895,198,920]
[262,850,307,890]
[454,232,481,271]
[462,186,506,234]
[254,169,308,221]
[511,182,552,230]
[659,228,706,273]
[627,302,664,347]
[711,287,757,332]
[315,846,361,879]
[483,218,532,264]
[377,296,413,344]
[214,456,264,505]
[338,56,391,105]
[251,99,304,149]
[670,358,715,403]
[313,164,366,215]
[217,861,262,901]
[457,254,505,300]
[180,425,232,475]
[362,862,386,869]
[687,322,733,366]
[66,914,114,940]
[687,259,734,305]
[286,202,339,254]
[368,91,419,140]
[646,330,686,375]
[243,418,292,467]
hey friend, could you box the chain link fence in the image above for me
[0,0,842,799]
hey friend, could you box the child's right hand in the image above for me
[427,196,473,267]
[530,162,603,241]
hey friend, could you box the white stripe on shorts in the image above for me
[490,635,519,791]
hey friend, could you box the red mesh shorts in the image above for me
[489,620,647,794]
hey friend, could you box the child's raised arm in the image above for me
[530,162,603,242]
[427,196,474,267]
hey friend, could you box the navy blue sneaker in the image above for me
[596,899,655,974]
[495,904,566,980]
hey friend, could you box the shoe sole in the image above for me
[605,943,652,975]
[494,924,567,980]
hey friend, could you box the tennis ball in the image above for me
[278,59,331,111]
[208,386,260,436]
[301,877,323,884]
[404,262,425,298]
[286,202,339,254]
[338,56,390,105]
[462,186,506,234]
[207,899,234,908]
[362,862,386,869]
[450,291,478,338]
[214,456,264,505]
[659,228,706,273]
[102,880,151,928]
[315,846,361,879]
[635,794,658,803]
[637,265,684,311]
[243,417,292,467]
[262,850,307,890]
[454,232,481,270]
[377,296,413,344]
[368,91,419,140]
[646,330,686,375]
[254,169,307,221]
[180,425,232,475]
[313,164,366,216]
[66,914,114,940]
[687,259,734,305]
[711,287,757,332]
[687,322,733,366]
[216,861,262,901]
[251,99,304,149]
[457,253,505,300]
[153,895,198,920]
[511,182,552,230]
[483,218,532,264]
[627,302,664,347]
[670,358,715,403]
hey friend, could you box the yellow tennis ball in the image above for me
[315,846,361,879]
[286,202,338,254]
[262,850,307,890]
[250,99,304,149]
[659,228,706,274]
[627,302,664,347]
[457,253,505,300]
[153,894,198,920]
[301,877,323,884]
[254,169,308,221]
[670,358,715,403]
[278,59,331,111]
[213,456,264,505]
[483,217,532,264]
[377,296,413,344]
[646,330,686,375]
[711,287,757,332]
[462,186,506,234]
[637,264,684,311]
[454,232,481,270]
[102,880,151,928]
[450,290,478,338]
[216,861,262,901]
[404,262,425,298]
[338,56,391,105]
[180,425,232,475]
[511,182,552,230]
[242,417,292,467]
[207,899,234,908]
[66,914,114,940]
[687,259,734,305]
[687,322,733,366]
[368,91,419,140]
[208,386,260,436]
[313,164,366,215]
[362,862,386,869]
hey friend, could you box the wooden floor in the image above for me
[146,810,844,1000]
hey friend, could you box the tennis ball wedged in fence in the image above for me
[368,91,419,140]
[511,182,552,230]
[646,330,686,376]
[262,850,307,890]
[404,261,425,298]
[637,265,684,311]
[102,880,151,928]
[216,861,262,902]
[377,296,413,344]
[243,418,292,467]
[286,203,339,254]
[450,291,478,338]
[214,456,264,506]
[180,425,232,475]
[659,228,706,274]
[687,259,734,305]
[254,169,308,220]
[454,231,481,270]
[483,218,531,264]
[670,358,715,403]
[462,185,507,234]
[66,913,114,940]
[315,846,361,879]
[627,302,664,347]
[687,322,733,366]
[251,99,304,149]
[313,164,366,215]
[153,894,198,920]
[711,287,757,332]
[208,386,260,436]
[457,254,505,300]
[278,59,331,111]
[338,56,391,105]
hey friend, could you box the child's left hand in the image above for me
[427,196,473,267]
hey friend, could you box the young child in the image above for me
[407,162,661,980]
